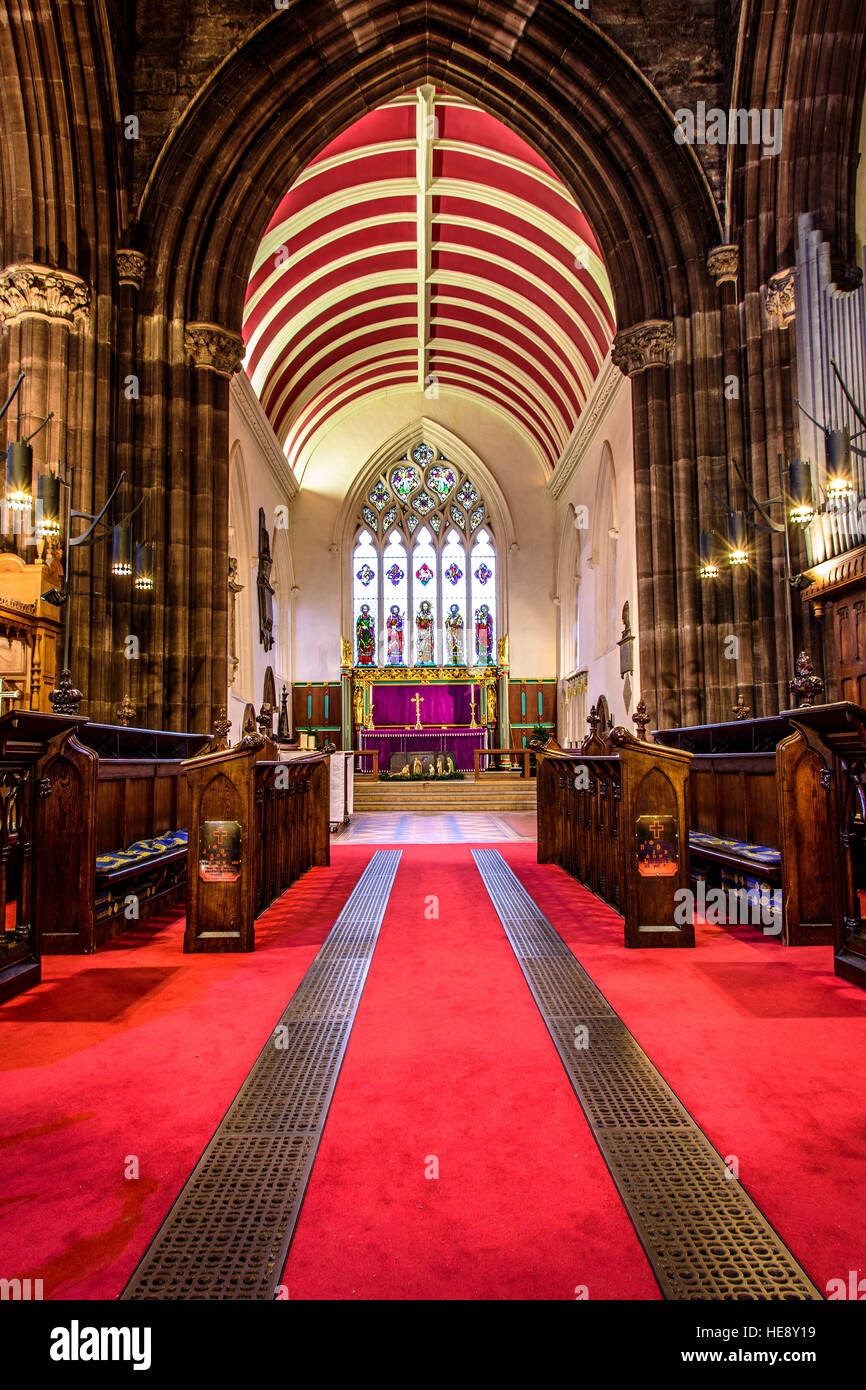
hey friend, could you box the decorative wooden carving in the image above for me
[788,651,824,706]
[50,669,84,715]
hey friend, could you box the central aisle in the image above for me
[281,844,660,1300]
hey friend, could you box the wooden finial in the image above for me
[49,669,83,715]
[587,703,600,736]
[788,651,824,708]
[633,696,650,741]
[732,692,750,720]
[115,693,137,727]
[212,706,231,750]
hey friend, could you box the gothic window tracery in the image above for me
[351,444,498,666]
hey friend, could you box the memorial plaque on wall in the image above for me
[635,814,678,877]
[199,820,242,882]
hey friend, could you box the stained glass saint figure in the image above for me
[416,598,435,664]
[356,603,376,666]
[445,603,464,665]
[475,603,494,664]
[386,605,404,665]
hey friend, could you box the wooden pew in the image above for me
[536,723,693,948]
[0,711,87,999]
[653,716,833,945]
[775,701,866,987]
[183,740,330,953]
[37,722,211,954]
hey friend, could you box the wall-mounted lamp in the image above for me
[6,441,33,513]
[825,427,853,500]
[787,457,815,525]
[111,521,132,576]
[134,541,155,591]
[699,530,719,580]
[36,472,62,537]
[727,511,749,565]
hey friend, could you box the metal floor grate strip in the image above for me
[121,849,401,1301]
[472,848,821,1301]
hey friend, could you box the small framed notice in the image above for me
[635,814,678,877]
[199,820,242,882]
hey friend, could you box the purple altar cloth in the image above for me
[359,729,486,772]
[369,681,477,727]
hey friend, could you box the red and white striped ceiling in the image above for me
[243,87,615,475]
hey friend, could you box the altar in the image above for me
[352,671,493,772]
[360,728,486,772]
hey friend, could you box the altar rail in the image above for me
[352,749,380,777]
[183,742,329,953]
[473,747,531,780]
[536,729,693,948]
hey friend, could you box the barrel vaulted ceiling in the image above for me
[243,87,616,477]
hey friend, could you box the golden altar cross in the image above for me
[411,692,424,730]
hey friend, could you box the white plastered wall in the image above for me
[550,357,638,742]
[289,390,557,683]
[227,371,298,738]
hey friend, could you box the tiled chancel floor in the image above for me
[334,812,537,843]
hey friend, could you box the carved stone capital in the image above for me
[764,268,796,329]
[611,319,674,377]
[115,249,147,290]
[0,263,90,326]
[707,244,739,287]
[184,321,245,376]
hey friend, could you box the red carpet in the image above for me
[501,845,866,1295]
[0,852,373,1299]
[282,844,660,1300]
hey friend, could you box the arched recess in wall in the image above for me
[591,444,619,658]
[334,419,515,657]
[228,442,255,702]
[557,502,585,678]
[271,526,294,694]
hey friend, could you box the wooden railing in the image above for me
[351,748,379,777]
[473,747,531,781]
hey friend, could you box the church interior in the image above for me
[2,0,866,1327]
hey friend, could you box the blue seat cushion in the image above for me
[96,829,188,876]
[689,830,781,870]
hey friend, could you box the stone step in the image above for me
[353,777,537,812]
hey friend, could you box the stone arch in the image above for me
[591,443,619,658]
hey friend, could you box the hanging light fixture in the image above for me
[727,511,748,565]
[111,521,132,576]
[6,440,33,513]
[36,472,62,537]
[787,458,814,525]
[134,541,154,591]
[699,530,719,579]
[825,428,853,500]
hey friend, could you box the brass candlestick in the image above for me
[469,683,478,730]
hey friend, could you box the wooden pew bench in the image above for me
[184,739,330,952]
[536,725,693,948]
[37,722,211,953]
[653,716,833,945]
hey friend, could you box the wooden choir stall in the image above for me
[183,736,329,953]
[535,719,693,948]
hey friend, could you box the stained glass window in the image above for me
[470,528,497,664]
[390,464,422,499]
[441,529,468,667]
[353,461,497,669]
[426,464,456,500]
[411,526,438,664]
[353,530,379,665]
[411,442,436,467]
[382,531,408,666]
